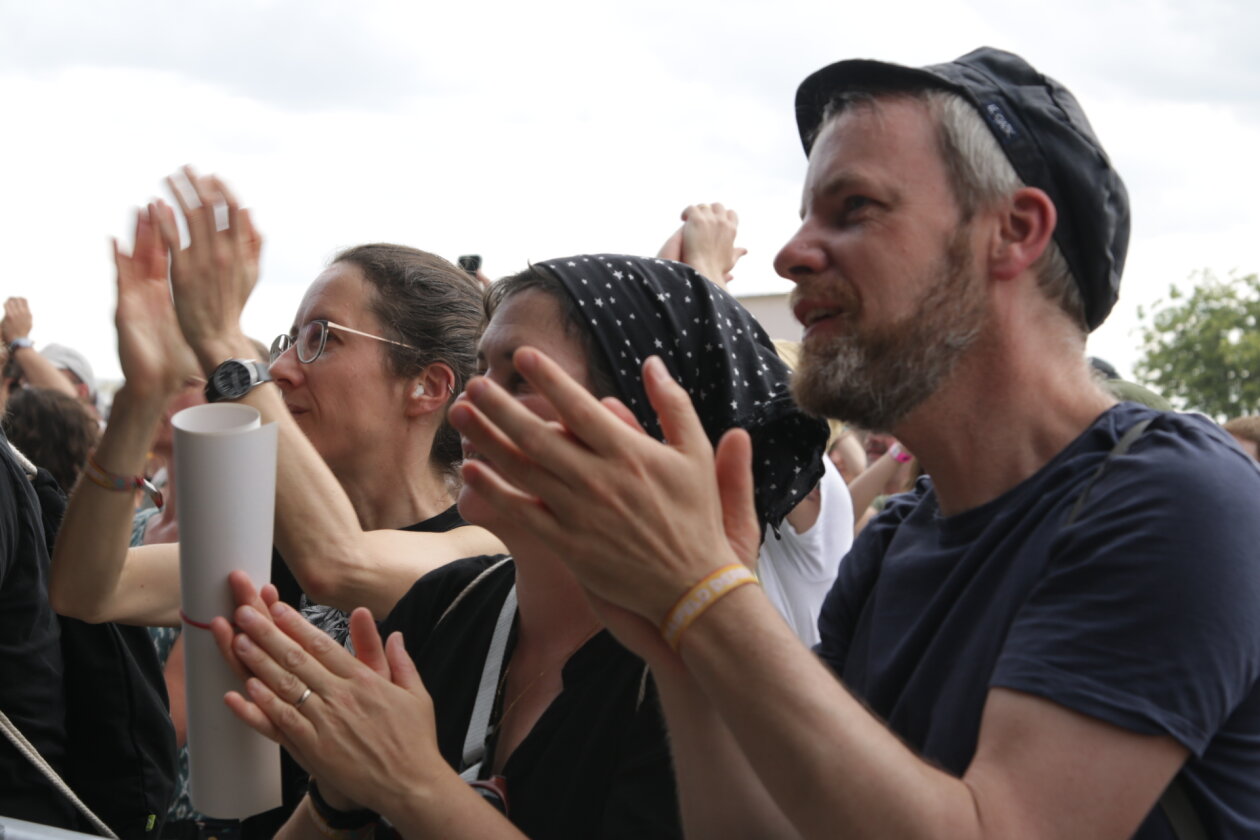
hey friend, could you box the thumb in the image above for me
[385,631,425,692]
[714,428,760,567]
[643,356,709,457]
[349,608,389,678]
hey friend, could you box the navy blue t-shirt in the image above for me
[817,403,1260,839]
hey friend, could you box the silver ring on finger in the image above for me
[293,687,313,708]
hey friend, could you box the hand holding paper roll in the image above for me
[217,579,448,822]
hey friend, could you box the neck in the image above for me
[894,310,1114,517]
[338,459,454,531]
[332,425,454,530]
[510,544,602,654]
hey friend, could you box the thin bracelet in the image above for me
[82,453,164,511]
[660,564,759,652]
[308,779,380,834]
[888,442,913,463]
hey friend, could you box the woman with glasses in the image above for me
[51,172,505,667]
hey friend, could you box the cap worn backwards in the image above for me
[794,46,1129,332]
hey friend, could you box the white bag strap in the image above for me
[458,583,517,781]
[0,709,118,838]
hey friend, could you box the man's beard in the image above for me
[791,226,986,432]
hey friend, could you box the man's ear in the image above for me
[404,363,457,417]
[989,186,1057,282]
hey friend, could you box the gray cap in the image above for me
[40,343,97,401]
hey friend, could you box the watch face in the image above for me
[213,362,252,398]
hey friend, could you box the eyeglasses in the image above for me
[270,320,417,365]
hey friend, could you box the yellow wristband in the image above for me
[661,564,758,652]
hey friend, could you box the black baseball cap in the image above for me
[794,47,1129,332]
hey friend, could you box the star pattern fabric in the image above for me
[538,254,828,531]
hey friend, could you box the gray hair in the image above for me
[817,89,1086,333]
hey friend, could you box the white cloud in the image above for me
[0,0,1255,386]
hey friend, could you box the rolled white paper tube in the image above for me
[173,403,281,819]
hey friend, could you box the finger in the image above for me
[112,237,126,283]
[600,395,645,432]
[714,427,759,566]
[508,347,641,455]
[728,208,740,226]
[385,632,425,693]
[239,208,263,263]
[188,172,225,241]
[260,582,280,607]
[231,626,319,711]
[210,174,241,233]
[458,456,560,539]
[211,616,253,683]
[348,608,389,678]
[164,170,197,218]
[231,602,351,698]
[449,394,574,503]
[711,202,726,215]
[151,199,183,257]
[224,690,283,743]
[169,166,214,247]
[137,208,167,277]
[267,599,364,680]
[642,356,711,456]
[242,677,318,750]
[227,570,269,614]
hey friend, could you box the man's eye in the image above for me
[844,195,873,213]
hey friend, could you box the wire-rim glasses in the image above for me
[270,320,417,365]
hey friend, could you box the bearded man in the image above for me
[453,48,1260,839]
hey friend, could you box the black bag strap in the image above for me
[1063,416,1207,840]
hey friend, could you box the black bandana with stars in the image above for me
[538,254,828,532]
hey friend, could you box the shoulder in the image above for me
[390,506,504,559]
[1062,406,1260,559]
[379,554,512,642]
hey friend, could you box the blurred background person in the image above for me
[1,386,99,494]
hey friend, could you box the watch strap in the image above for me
[204,358,272,403]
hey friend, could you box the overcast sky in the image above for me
[2,0,1257,384]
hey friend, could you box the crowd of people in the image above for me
[1,45,1258,840]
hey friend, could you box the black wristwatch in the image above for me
[204,358,272,403]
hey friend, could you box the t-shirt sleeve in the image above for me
[992,419,1260,755]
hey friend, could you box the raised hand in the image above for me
[678,203,747,289]
[113,203,200,396]
[152,166,263,371]
[451,351,752,630]
[1,297,33,344]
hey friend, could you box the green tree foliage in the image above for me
[1134,270,1260,420]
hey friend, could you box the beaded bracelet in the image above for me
[660,564,759,652]
[82,454,164,510]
